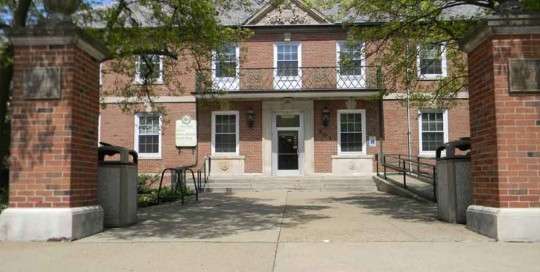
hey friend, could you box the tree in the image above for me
[0,0,251,170]
[321,0,540,107]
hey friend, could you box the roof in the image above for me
[86,0,488,28]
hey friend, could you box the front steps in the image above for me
[194,176,378,192]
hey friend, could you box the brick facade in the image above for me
[99,27,471,176]
[468,34,540,208]
[10,44,101,208]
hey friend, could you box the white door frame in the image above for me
[272,112,304,176]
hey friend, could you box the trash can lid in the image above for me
[98,143,138,165]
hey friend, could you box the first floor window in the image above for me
[212,111,239,154]
[135,54,163,84]
[338,110,366,154]
[419,110,448,154]
[136,113,162,158]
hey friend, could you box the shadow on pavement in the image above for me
[95,193,330,240]
[318,193,438,222]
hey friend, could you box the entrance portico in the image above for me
[263,100,314,176]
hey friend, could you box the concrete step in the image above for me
[194,176,378,192]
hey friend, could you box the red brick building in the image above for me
[99,0,470,177]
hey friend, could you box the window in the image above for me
[135,55,163,84]
[417,43,447,80]
[419,110,448,155]
[212,111,239,155]
[135,113,162,159]
[336,42,366,89]
[337,110,366,154]
[274,43,302,89]
[212,44,239,90]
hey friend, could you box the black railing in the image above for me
[375,154,437,202]
[196,66,383,92]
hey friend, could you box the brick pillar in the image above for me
[463,16,540,241]
[0,27,107,241]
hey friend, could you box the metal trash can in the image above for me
[97,144,138,227]
[435,137,472,224]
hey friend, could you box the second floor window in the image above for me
[337,42,363,76]
[214,45,239,78]
[135,55,163,84]
[417,44,447,80]
[276,43,300,77]
[135,113,162,159]
[337,42,366,89]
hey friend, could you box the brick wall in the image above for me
[197,101,263,173]
[10,44,100,208]
[381,100,470,156]
[100,103,196,173]
[468,34,540,208]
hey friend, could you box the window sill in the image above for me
[211,154,245,160]
[418,152,436,158]
[417,75,446,81]
[332,154,372,159]
[138,154,162,160]
[133,79,165,86]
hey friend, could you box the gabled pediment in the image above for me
[244,0,330,26]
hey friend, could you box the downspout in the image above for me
[405,44,412,160]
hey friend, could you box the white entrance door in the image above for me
[272,112,304,176]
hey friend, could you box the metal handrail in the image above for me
[157,166,199,205]
[195,156,212,192]
[196,66,383,92]
[375,153,437,202]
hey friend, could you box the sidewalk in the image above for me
[1,192,539,272]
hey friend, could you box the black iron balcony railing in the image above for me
[196,66,383,92]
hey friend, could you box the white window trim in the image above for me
[336,41,367,89]
[418,109,449,157]
[417,43,447,80]
[99,63,103,86]
[211,111,240,156]
[98,114,101,145]
[337,109,367,155]
[134,113,163,159]
[273,42,302,90]
[212,45,240,91]
[134,55,164,85]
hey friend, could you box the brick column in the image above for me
[0,27,107,241]
[463,15,540,241]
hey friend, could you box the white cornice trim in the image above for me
[101,96,196,104]
[383,91,469,100]
[196,91,379,100]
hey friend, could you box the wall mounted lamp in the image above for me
[247,109,255,128]
[322,106,330,127]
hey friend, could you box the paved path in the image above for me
[1,192,540,272]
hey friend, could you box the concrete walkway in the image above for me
[1,192,540,271]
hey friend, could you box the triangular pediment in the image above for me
[244,0,330,26]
